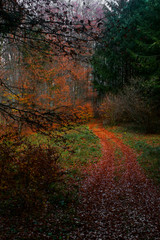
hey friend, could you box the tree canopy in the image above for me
[0,0,104,129]
[0,0,103,56]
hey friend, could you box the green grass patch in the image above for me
[19,125,101,208]
[27,124,101,169]
[106,125,160,186]
[0,124,101,239]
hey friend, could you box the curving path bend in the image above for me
[71,123,160,240]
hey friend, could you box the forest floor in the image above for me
[0,121,160,239]
[71,122,160,240]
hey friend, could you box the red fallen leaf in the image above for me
[70,121,160,239]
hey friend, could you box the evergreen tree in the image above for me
[92,0,160,105]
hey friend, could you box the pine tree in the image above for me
[92,0,160,107]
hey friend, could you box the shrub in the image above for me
[71,103,94,123]
[0,133,61,215]
[98,80,157,133]
[55,102,94,126]
[121,84,154,132]
[98,93,127,125]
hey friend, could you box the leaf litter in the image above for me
[70,123,160,240]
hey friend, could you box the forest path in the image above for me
[71,122,160,240]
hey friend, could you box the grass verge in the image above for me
[105,125,160,186]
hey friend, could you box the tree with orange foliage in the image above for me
[0,0,104,128]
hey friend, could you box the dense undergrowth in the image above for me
[0,124,101,239]
[105,124,160,186]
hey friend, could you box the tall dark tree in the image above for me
[92,0,132,95]
[92,0,160,105]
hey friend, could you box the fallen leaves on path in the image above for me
[71,123,160,240]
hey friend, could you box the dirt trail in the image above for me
[71,123,160,240]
